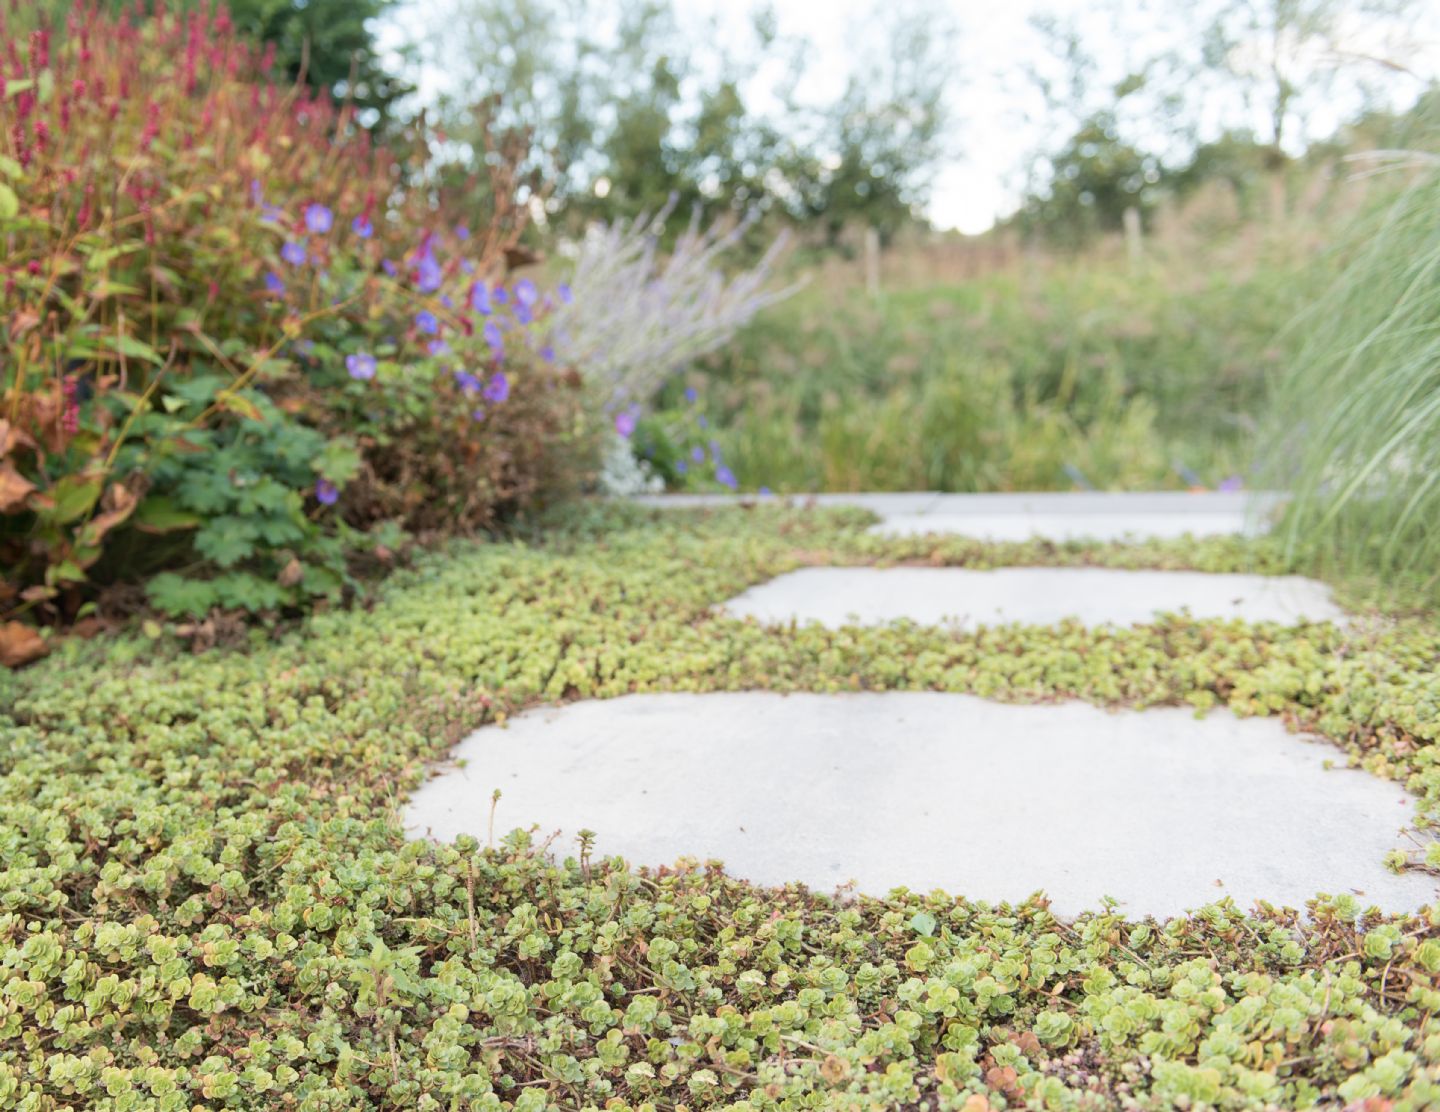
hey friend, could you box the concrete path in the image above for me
[633,491,1285,542]
[723,567,1344,630]
[405,692,1435,918]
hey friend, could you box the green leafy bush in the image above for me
[0,3,584,626]
[1,505,1438,1108]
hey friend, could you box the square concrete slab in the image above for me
[721,567,1345,629]
[404,692,1437,917]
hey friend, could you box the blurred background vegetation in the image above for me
[15,0,1440,607]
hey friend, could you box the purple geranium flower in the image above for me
[615,410,638,438]
[676,460,688,474]
[280,241,307,267]
[250,179,264,206]
[454,370,481,393]
[715,464,737,491]
[263,271,286,296]
[428,339,450,357]
[690,446,704,464]
[461,260,476,275]
[684,387,698,404]
[482,371,510,403]
[470,281,491,314]
[455,224,470,240]
[514,304,534,326]
[1218,475,1244,492]
[540,345,556,362]
[352,215,373,238]
[415,252,443,294]
[414,310,439,335]
[471,407,487,421]
[514,277,538,307]
[381,259,398,277]
[315,478,339,505]
[483,319,503,352]
[304,203,334,234]
[261,203,283,224]
[557,283,573,304]
[493,286,509,305]
[345,352,377,380]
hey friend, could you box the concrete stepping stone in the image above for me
[404,692,1436,917]
[722,567,1345,630]
[633,491,1284,542]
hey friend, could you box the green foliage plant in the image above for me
[0,3,582,623]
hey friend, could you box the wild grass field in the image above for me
[643,171,1373,496]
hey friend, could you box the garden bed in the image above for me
[3,504,1439,1110]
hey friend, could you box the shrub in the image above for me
[552,200,796,427]
[0,3,583,626]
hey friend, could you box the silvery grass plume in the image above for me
[551,198,801,411]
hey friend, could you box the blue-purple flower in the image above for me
[414,310,439,335]
[715,464,737,490]
[514,304,534,326]
[415,252,443,294]
[470,281,492,314]
[684,387,698,404]
[264,271,286,297]
[557,283,573,304]
[493,287,509,305]
[381,259,398,277]
[453,369,481,393]
[304,203,334,234]
[690,446,704,464]
[352,215,373,238]
[280,241,307,267]
[261,204,284,224]
[428,339,451,357]
[540,344,556,362]
[483,319,503,352]
[514,278,538,307]
[455,224,470,241]
[615,410,638,438]
[315,478,339,505]
[482,371,510,403]
[345,352,377,380]
[250,179,264,206]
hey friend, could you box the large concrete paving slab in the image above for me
[404,692,1436,917]
[722,567,1345,630]
[632,491,1285,542]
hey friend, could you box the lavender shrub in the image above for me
[552,200,799,414]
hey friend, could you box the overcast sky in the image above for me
[383,0,1440,234]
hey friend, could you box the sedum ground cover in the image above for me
[3,505,1440,1111]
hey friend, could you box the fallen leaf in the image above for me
[0,622,48,668]
[0,462,35,513]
